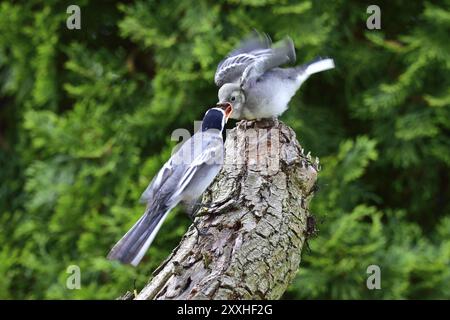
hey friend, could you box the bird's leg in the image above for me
[183,198,214,220]
[271,116,279,127]
[185,201,212,237]
[192,217,210,237]
[190,213,213,239]
[242,119,256,129]
[256,117,278,128]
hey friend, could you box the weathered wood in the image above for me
[135,119,318,300]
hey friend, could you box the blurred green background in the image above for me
[0,0,449,299]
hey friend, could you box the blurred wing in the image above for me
[226,31,271,57]
[240,36,296,91]
[215,32,272,87]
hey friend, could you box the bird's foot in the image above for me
[195,224,210,237]
[241,119,256,129]
[192,219,211,242]
[255,117,279,128]
[189,211,212,238]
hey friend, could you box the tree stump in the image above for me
[134,119,318,300]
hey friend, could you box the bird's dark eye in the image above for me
[231,96,236,102]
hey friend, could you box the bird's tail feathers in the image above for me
[294,58,334,84]
[303,58,335,76]
[107,202,172,266]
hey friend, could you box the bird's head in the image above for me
[201,103,233,132]
[217,83,245,120]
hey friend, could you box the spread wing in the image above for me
[240,36,296,91]
[214,32,273,87]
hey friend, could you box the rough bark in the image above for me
[134,119,318,300]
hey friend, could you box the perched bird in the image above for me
[215,32,335,120]
[108,104,233,266]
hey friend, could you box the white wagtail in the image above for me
[108,104,233,266]
[215,32,335,120]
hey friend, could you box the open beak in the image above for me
[216,102,233,121]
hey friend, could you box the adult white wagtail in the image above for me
[215,32,335,120]
[108,104,233,266]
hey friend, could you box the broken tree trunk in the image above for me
[134,119,318,300]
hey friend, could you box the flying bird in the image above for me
[108,104,233,266]
[215,32,335,120]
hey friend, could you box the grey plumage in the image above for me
[214,32,295,87]
[108,107,231,266]
[216,34,335,120]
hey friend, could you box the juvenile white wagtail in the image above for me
[215,32,335,120]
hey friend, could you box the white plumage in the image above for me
[216,33,335,120]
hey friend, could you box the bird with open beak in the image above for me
[215,32,335,120]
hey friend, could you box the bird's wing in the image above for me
[139,134,198,204]
[214,32,272,87]
[140,127,207,204]
[140,132,222,205]
[175,138,223,196]
[139,132,199,204]
[139,159,175,204]
[240,36,296,91]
